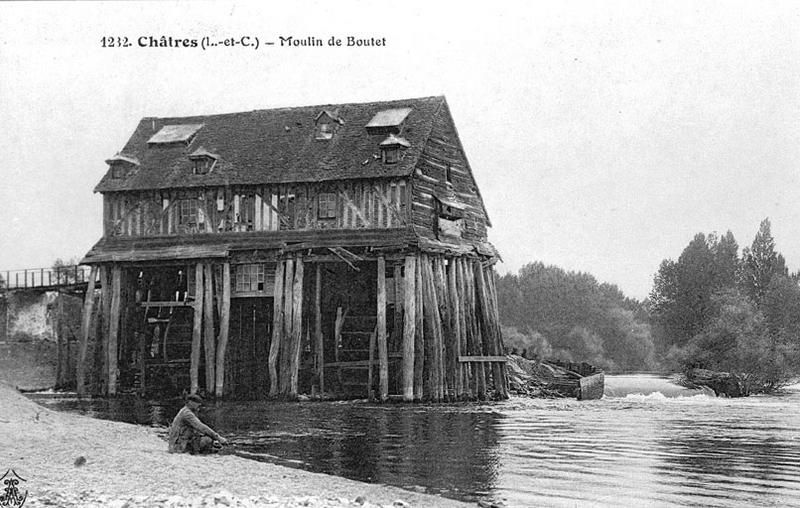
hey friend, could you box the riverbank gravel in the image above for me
[0,384,469,508]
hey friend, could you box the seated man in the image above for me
[168,394,229,454]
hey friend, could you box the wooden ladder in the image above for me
[329,308,378,398]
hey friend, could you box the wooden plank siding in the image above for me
[101,179,409,238]
[410,106,489,242]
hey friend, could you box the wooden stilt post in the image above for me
[413,254,424,401]
[287,256,304,397]
[474,261,503,398]
[455,259,467,398]
[435,258,450,401]
[190,263,203,395]
[367,326,376,400]
[268,260,285,397]
[377,256,388,401]
[203,263,216,394]
[393,265,403,352]
[279,258,295,394]
[107,265,122,396]
[99,266,111,393]
[485,266,508,398]
[77,265,98,397]
[315,263,324,397]
[214,262,231,397]
[425,256,445,402]
[447,257,463,399]
[402,255,416,402]
[463,259,484,399]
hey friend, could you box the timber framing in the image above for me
[79,96,506,402]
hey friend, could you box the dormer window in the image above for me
[315,110,343,140]
[188,147,218,175]
[148,124,203,146]
[383,147,399,164]
[105,154,140,179]
[317,122,333,140]
[379,134,411,165]
[366,108,412,135]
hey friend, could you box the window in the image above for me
[178,199,197,225]
[318,193,337,219]
[316,122,333,140]
[315,110,342,140]
[235,264,265,293]
[383,147,399,164]
[445,164,452,184]
[111,164,127,179]
[379,134,410,165]
[193,159,212,175]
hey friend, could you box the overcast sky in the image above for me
[1,1,798,300]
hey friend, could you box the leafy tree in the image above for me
[497,262,656,371]
[710,231,740,290]
[741,218,787,305]
[649,233,719,349]
[670,289,796,393]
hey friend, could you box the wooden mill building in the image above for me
[78,96,507,401]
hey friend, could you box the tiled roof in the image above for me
[95,96,447,193]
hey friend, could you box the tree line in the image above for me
[496,263,657,372]
[497,218,800,390]
[649,218,800,392]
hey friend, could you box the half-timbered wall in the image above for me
[102,178,409,238]
[411,107,489,242]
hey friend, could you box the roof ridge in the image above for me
[148,95,446,122]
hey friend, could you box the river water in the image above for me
[29,375,800,507]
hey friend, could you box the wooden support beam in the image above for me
[268,260,285,397]
[107,265,122,396]
[402,255,416,401]
[484,267,508,398]
[334,306,345,389]
[435,258,451,401]
[77,265,98,397]
[424,256,445,402]
[377,256,388,401]
[413,254,424,401]
[190,263,203,394]
[315,263,324,396]
[448,258,464,399]
[100,267,111,392]
[393,264,403,352]
[203,263,216,394]
[279,258,295,394]
[214,263,231,397]
[458,355,508,363]
[367,326,377,400]
[327,247,360,271]
[287,256,304,397]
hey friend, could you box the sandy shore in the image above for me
[0,384,471,507]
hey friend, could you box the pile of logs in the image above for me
[506,355,605,400]
[683,368,748,397]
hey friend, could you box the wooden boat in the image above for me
[543,360,605,400]
[506,355,605,400]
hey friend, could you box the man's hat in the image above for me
[187,393,204,404]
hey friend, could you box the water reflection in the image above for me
[28,377,800,507]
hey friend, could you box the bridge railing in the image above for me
[1,265,95,290]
